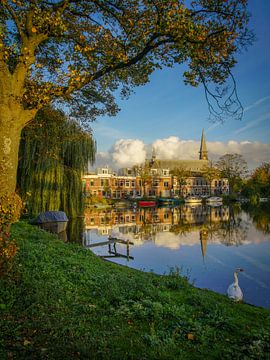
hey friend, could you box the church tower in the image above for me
[199,129,208,160]
[149,147,157,167]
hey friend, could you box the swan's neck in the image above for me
[233,272,239,286]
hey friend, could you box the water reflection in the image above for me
[70,204,270,309]
[83,204,254,250]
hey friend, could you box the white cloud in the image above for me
[153,136,199,160]
[112,139,147,167]
[90,137,270,172]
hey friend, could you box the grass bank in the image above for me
[1,222,270,359]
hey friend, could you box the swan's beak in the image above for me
[237,268,244,272]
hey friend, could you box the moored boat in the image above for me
[158,198,183,205]
[206,196,223,204]
[138,200,157,207]
[185,196,202,204]
[32,211,69,234]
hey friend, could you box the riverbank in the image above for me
[1,222,270,359]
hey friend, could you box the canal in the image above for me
[67,203,270,309]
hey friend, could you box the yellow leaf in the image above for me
[24,339,31,346]
[31,27,37,33]
[187,333,194,340]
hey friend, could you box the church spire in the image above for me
[200,229,208,262]
[199,129,208,160]
[151,147,156,161]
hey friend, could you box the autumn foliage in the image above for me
[0,193,22,274]
[0,1,252,220]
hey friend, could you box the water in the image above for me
[69,203,270,309]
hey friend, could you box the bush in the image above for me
[0,193,22,275]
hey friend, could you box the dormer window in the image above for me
[162,169,169,176]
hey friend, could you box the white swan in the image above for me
[227,268,244,301]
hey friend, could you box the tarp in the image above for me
[33,211,68,224]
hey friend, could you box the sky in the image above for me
[89,0,270,172]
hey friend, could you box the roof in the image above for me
[148,159,209,173]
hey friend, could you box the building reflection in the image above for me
[84,204,250,253]
[85,204,230,231]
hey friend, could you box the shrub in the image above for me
[0,193,22,275]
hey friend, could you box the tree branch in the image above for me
[2,0,25,40]
[64,33,171,97]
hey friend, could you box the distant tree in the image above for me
[242,162,270,202]
[170,166,190,197]
[133,163,152,197]
[215,154,248,195]
[17,107,95,217]
[0,0,253,205]
[202,161,220,195]
[251,163,270,197]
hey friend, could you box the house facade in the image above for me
[82,130,229,199]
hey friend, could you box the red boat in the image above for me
[138,200,157,207]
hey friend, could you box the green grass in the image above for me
[1,222,270,359]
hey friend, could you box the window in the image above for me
[131,180,135,187]
[164,181,169,187]
[125,181,130,187]
[90,180,94,186]
[102,169,108,174]
[163,169,169,176]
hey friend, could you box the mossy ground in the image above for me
[0,222,270,359]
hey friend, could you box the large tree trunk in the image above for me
[0,105,35,197]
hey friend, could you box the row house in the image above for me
[82,130,229,199]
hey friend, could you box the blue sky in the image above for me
[90,0,270,170]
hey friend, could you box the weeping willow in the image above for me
[17,107,96,218]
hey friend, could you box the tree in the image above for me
[133,163,152,197]
[250,163,270,197]
[202,161,220,196]
[0,0,252,203]
[242,162,270,201]
[170,166,190,197]
[17,106,95,217]
[215,154,248,195]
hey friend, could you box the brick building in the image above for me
[82,130,229,199]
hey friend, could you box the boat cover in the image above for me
[34,211,68,224]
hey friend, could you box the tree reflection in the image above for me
[80,203,270,248]
[214,205,249,245]
[242,203,270,234]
